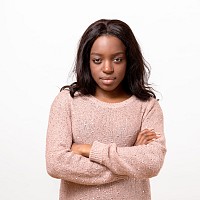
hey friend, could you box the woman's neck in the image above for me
[94,89,131,103]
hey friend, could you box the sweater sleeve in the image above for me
[89,99,166,179]
[45,90,126,185]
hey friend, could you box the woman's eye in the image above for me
[113,58,122,63]
[93,58,101,64]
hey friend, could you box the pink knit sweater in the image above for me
[46,90,166,200]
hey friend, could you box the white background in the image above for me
[0,0,200,199]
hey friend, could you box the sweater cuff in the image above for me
[89,141,107,164]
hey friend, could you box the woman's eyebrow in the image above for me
[90,51,125,56]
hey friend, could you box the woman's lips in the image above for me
[100,77,116,85]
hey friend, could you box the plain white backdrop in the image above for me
[0,0,200,199]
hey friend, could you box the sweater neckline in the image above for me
[85,95,137,108]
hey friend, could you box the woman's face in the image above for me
[90,35,127,96]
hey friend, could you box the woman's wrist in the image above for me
[71,143,92,157]
[81,144,92,157]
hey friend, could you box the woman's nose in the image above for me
[102,61,114,74]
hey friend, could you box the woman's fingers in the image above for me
[134,129,161,146]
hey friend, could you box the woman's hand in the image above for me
[71,129,160,156]
[134,129,161,146]
[71,143,92,158]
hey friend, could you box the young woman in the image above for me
[46,19,166,200]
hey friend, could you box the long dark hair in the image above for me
[61,19,156,101]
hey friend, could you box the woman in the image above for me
[46,19,166,200]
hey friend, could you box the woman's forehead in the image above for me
[90,35,126,55]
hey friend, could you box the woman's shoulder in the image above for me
[134,96,159,106]
[56,89,71,99]
[51,89,73,107]
[59,88,71,96]
[140,97,163,116]
[131,96,161,113]
[146,97,160,105]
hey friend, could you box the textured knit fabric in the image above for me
[46,90,166,200]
